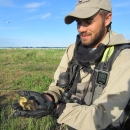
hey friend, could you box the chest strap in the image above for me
[89,44,130,105]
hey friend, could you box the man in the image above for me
[12,0,130,130]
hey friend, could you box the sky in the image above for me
[0,0,130,47]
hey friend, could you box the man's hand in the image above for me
[12,91,56,119]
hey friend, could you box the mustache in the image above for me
[79,32,91,36]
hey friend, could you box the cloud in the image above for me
[0,0,14,7]
[27,13,51,20]
[41,13,51,19]
[24,2,47,12]
[26,9,36,13]
[113,2,130,7]
[25,2,45,8]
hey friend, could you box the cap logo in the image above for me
[78,0,82,3]
[77,0,90,6]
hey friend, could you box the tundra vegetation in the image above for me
[0,48,66,130]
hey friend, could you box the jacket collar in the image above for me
[101,31,129,46]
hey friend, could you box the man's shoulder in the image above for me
[66,43,75,54]
[65,43,76,61]
[113,45,130,69]
[67,43,75,51]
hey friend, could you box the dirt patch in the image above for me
[0,90,18,105]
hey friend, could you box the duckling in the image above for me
[19,97,38,110]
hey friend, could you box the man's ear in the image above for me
[105,13,112,27]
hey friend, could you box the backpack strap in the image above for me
[87,43,130,105]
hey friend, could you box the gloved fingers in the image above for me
[30,109,51,118]
[13,110,30,117]
[13,109,49,118]
[12,103,23,110]
[18,91,47,105]
[18,91,38,98]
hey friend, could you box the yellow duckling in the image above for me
[19,97,38,110]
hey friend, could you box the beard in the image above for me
[80,21,106,47]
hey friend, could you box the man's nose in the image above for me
[77,23,88,33]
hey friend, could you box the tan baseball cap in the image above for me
[65,0,112,24]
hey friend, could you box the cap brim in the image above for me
[64,8,100,24]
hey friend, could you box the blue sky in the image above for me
[0,0,130,47]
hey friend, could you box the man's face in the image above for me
[76,12,106,47]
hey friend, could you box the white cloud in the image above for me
[0,0,14,7]
[41,13,51,19]
[25,2,45,8]
[25,2,45,9]
[26,13,51,20]
[113,2,130,7]
[24,2,47,12]
[26,9,37,13]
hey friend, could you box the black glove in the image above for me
[12,91,57,119]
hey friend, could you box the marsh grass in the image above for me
[0,48,66,130]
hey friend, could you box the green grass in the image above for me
[0,48,66,130]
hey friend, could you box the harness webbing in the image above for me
[70,67,80,94]
[87,44,130,105]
